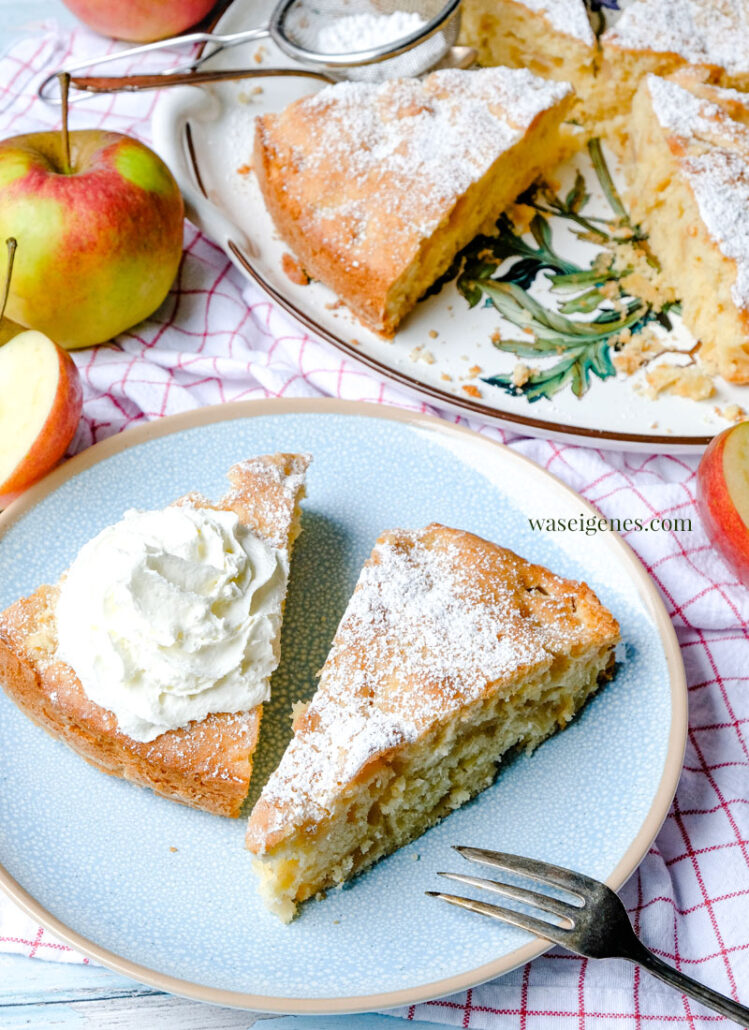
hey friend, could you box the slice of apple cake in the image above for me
[246,524,620,921]
[0,454,309,817]
[595,0,749,146]
[254,67,573,336]
[625,74,749,384]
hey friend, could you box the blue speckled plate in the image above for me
[0,400,686,1013]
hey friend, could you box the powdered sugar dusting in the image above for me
[254,526,594,841]
[222,453,310,551]
[646,75,749,311]
[314,11,426,52]
[262,68,571,269]
[232,453,310,501]
[517,0,595,46]
[605,0,749,76]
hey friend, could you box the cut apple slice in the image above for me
[0,330,82,505]
[697,421,749,585]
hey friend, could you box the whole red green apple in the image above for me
[0,127,184,350]
[696,421,749,585]
[0,330,83,507]
[61,0,218,42]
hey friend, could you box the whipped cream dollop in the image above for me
[55,504,289,742]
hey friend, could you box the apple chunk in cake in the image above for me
[253,68,573,336]
[625,75,749,384]
[246,524,620,921]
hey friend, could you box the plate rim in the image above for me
[153,0,716,454]
[0,398,687,1013]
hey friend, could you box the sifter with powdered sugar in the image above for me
[39,0,464,100]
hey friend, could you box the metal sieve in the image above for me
[39,0,463,101]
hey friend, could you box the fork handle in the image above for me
[630,943,749,1025]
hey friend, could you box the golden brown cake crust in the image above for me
[247,523,619,852]
[0,453,309,818]
[254,68,572,336]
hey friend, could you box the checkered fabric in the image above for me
[1,23,748,1027]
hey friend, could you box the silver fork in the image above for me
[428,847,749,1026]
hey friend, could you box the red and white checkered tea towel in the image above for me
[1,24,748,1026]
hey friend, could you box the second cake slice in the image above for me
[247,523,620,920]
[254,68,574,336]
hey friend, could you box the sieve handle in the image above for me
[38,28,271,103]
[68,66,331,94]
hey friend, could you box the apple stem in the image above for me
[58,72,72,175]
[0,238,16,325]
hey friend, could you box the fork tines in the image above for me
[426,846,590,947]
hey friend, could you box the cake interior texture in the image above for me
[246,524,620,921]
[593,0,749,147]
[625,75,749,384]
[460,0,597,101]
[254,68,573,336]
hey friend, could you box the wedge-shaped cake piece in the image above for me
[247,524,620,920]
[595,0,749,144]
[626,75,749,384]
[254,68,573,336]
[0,454,309,817]
[460,0,597,103]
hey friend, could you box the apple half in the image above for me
[696,421,749,585]
[0,330,83,506]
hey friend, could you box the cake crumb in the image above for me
[715,403,746,422]
[468,364,483,376]
[409,345,436,364]
[253,45,268,63]
[236,163,252,176]
[608,240,676,311]
[237,86,264,105]
[612,326,666,374]
[169,846,178,853]
[645,363,715,400]
[428,329,439,339]
[440,372,453,381]
[507,202,536,234]
[462,384,482,398]
[490,328,502,344]
[281,253,310,286]
[512,362,531,387]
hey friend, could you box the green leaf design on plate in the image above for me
[444,139,677,402]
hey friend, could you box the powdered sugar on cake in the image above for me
[255,527,584,840]
[646,75,749,311]
[605,0,749,76]
[518,0,595,45]
[271,68,570,262]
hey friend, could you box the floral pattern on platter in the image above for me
[440,140,685,402]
